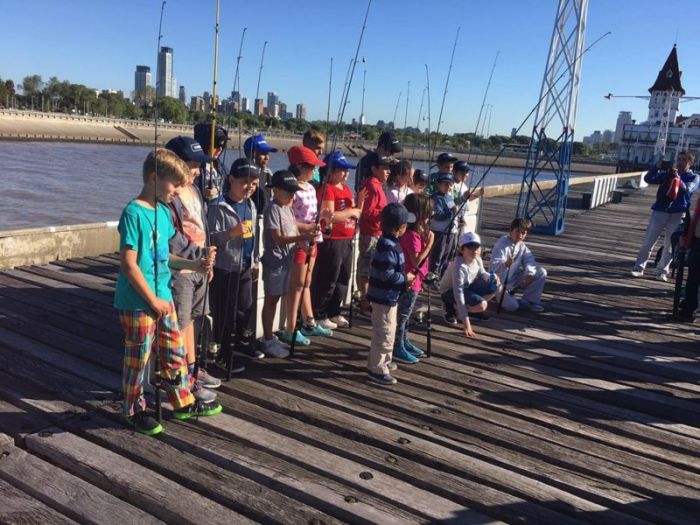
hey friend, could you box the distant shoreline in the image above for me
[0,110,616,173]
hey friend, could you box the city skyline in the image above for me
[2,0,699,138]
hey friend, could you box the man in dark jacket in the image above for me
[631,151,699,281]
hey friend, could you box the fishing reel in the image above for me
[424,272,439,285]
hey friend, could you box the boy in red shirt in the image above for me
[313,151,365,329]
[357,152,392,316]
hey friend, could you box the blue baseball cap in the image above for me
[243,134,278,154]
[436,172,455,184]
[165,136,211,164]
[323,150,356,170]
[381,202,416,230]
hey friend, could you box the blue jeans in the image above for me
[394,289,418,350]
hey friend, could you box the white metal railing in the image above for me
[584,174,618,209]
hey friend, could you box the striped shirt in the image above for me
[367,234,406,306]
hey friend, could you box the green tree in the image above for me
[157,96,188,124]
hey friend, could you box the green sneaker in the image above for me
[125,411,163,436]
[172,401,223,420]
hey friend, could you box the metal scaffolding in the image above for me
[516,0,589,235]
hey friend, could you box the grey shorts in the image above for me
[263,264,291,296]
[171,271,209,329]
[358,234,379,278]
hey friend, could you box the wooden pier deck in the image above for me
[1,186,699,524]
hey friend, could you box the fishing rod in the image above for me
[403,81,411,131]
[454,31,612,225]
[255,41,268,106]
[325,57,333,155]
[424,64,432,170]
[497,242,518,314]
[471,51,499,152]
[194,0,221,381]
[428,27,460,167]
[410,87,427,164]
[233,28,247,157]
[151,0,167,423]
[290,0,372,356]
[392,91,402,129]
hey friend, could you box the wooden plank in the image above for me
[186,409,502,524]
[56,408,344,525]
[208,381,644,524]
[24,429,256,525]
[0,438,164,525]
[2,267,113,306]
[0,478,78,525]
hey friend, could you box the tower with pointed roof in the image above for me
[644,46,684,126]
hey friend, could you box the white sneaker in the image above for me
[261,337,290,358]
[318,318,339,330]
[655,274,668,282]
[329,315,349,328]
[630,269,644,278]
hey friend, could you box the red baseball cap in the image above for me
[287,146,326,167]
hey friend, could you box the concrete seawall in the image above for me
[0,110,616,174]
[0,171,644,270]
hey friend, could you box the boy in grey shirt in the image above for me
[261,170,317,357]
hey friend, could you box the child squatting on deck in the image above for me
[114,149,222,437]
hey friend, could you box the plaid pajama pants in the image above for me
[118,308,195,417]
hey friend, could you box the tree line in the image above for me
[0,74,608,158]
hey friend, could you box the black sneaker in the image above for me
[443,313,458,325]
[125,411,163,436]
[232,344,265,360]
[214,356,246,374]
[172,400,223,420]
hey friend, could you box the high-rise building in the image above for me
[241,97,250,112]
[203,91,211,112]
[254,98,264,116]
[296,103,306,120]
[279,102,288,120]
[156,47,174,98]
[267,91,279,114]
[190,96,204,112]
[178,86,186,104]
[171,77,177,98]
[134,65,151,95]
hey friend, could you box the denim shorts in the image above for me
[263,264,291,296]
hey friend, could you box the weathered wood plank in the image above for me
[0,438,164,525]
[24,429,256,525]
[0,478,78,525]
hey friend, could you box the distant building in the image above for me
[241,97,250,112]
[254,98,264,116]
[296,103,306,120]
[190,96,204,112]
[231,90,241,112]
[602,129,614,144]
[203,91,211,112]
[156,47,174,98]
[178,86,186,104]
[134,66,151,98]
[583,130,603,145]
[267,91,279,115]
[618,46,700,166]
[614,111,632,144]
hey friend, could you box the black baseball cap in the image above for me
[367,151,394,168]
[454,160,471,173]
[267,170,302,192]
[194,122,229,152]
[229,157,261,179]
[413,169,429,184]
[436,172,455,184]
[378,131,403,154]
[381,202,416,231]
[165,136,211,164]
[436,152,458,164]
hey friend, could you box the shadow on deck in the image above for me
[1,186,699,524]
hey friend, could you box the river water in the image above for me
[0,141,563,231]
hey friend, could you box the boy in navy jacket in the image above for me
[366,203,415,386]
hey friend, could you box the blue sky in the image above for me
[2,0,698,138]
